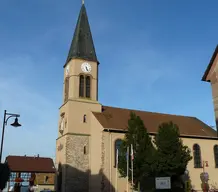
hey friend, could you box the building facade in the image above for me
[6,155,56,191]
[55,3,218,192]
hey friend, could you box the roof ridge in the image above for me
[7,155,53,160]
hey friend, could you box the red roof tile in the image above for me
[93,106,217,138]
[6,155,56,173]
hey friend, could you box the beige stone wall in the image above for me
[55,135,67,192]
[206,56,218,131]
[100,131,106,191]
[63,59,98,102]
[211,80,218,130]
[102,131,132,192]
[100,131,111,192]
[35,173,55,185]
[102,131,218,192]
[64,134,90,192]
[89,113,104,192]
[183,137,218,191]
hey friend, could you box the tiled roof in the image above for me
[6,155,56,173]
[93,106,217,138]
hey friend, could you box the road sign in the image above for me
[155,177,171,189]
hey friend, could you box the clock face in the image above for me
[66,65,70,76]
[81,62,91,73]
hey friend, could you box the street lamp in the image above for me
[0,110,21,162]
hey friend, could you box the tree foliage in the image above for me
[118,113,192,191]
[154,121,192,177]
[0,162,11,190]
[118,112,155,189]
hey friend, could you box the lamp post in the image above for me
[0,110,21,162]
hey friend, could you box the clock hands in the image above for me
[81,63,91,72]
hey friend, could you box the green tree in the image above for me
[118,112,155,190]
[154,121,192,177]
[0,162,11,190]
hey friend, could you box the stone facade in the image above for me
[100,132,112,192]
[65,135,90,192]
[35,173,55,185]
[100,132,106,192]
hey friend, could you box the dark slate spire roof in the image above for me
[64,4,99,67]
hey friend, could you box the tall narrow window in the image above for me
[114,139,122,167]
[86,76,91,98]
[84,146,87,154]
[214,145,218,168]
[193,144,202,168]
[64,77,69,102]
[79,75,84,97]
[83,114,86,123]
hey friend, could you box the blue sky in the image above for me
[0,0,217,160]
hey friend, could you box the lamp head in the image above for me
[11,117,21,127]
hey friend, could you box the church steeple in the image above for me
[64,4,98,67]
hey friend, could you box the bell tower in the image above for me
[56,3,101,192]
[63,2,99,104]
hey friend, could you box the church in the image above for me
[55,2,218,192]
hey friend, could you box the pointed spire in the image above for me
[82,0,84,5]
[64,4,99,67]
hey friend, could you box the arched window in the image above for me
[79,75,84,97]
[64,77,69,102]
[214,145,218,168]
[85,76,91,98]
[193,144,202,168]
[114,139,122,167]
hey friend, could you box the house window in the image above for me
[114,139,122,167]
[85,76,91,98]
[193,144,202,168]
[214,145,218,168]
[10,172,16,181]
[44,176,49,184]
[79,75,85,97]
